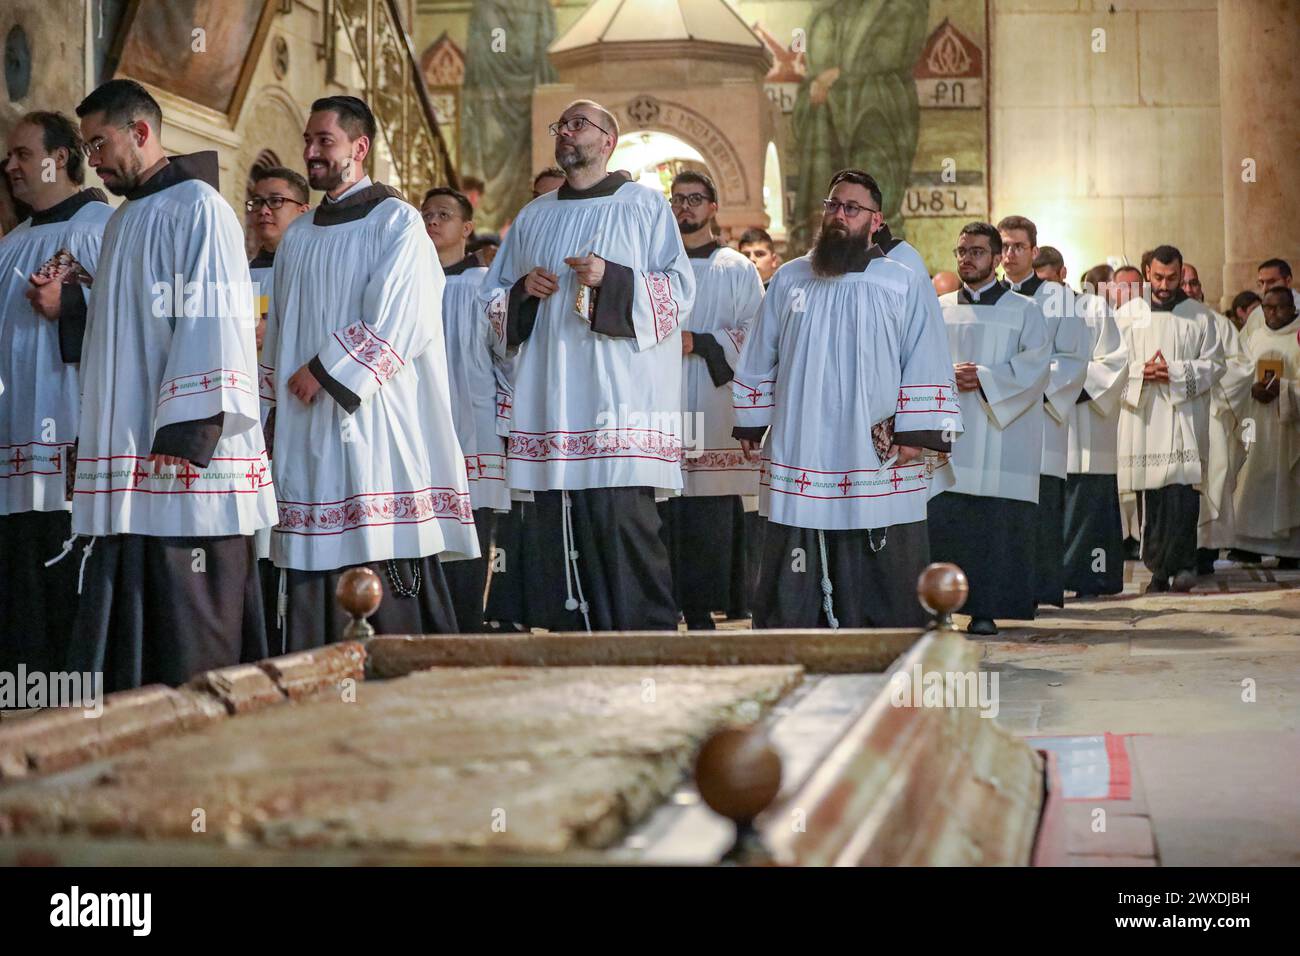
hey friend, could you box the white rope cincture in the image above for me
[561,491,591,632]
[276,567,288,638]
[816,529,839,630]
[44,533,80,568]
[75,537,95,596]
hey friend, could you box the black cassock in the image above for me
[929,492,1040,621]
[441,507,496,632]
[1141,484,1201,581]
[1034,474,1067,608]
[752,519,932,629]
[1063,473,1125,595]
[483,488,677,632]
[658,495,748,628]
[0,512,81,679]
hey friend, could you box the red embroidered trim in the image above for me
[2,441,72,476]
[334,320,406,386]
[764,460,931,500]
[507,428,682,463]
[277,486,473,533]
[895,383,956,415]
[684,448,759,472]
[466,453,507,481]
[722,327,747,352]
[157,368,254,408]
[643,272,680,343]
[732,377,774,409]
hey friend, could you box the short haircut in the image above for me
[1258,258,1292,279]
[422,186,473,221]
[828,168,882,210]
[1231,290,1261,314]
[1033,245,1064,270]
[563,99,620,141]
[1139,249,1155,274]
[252,166,309,204]
[1151,244,1183,269]
[996,215,1037,248]
[738,227,774,250]
[1082,263,1114,290]
[959,221,1002,256]
[19,111,85,185]
[532,166,564,189]
[1263,285,1294,304]
[1114,265,1142,281]
[310,95,377,144]
[75,78,162,134]
[671,170,717,204]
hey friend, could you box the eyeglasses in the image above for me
[547,116,610,137]
[669,194,712,208]
[953,247,992,260]
[421,209,461,224]
[81,123,138,158]
[822,199,878,219]
[1002,242,1031,254]
[245,195,304,212]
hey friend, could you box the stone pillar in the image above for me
[1218,0,1300,297]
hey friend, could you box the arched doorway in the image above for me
[611,130,711,195]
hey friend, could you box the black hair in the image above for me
[310,95,377,144]
[252,166,309,204]
[1258,258,1292,280]
[671,170,717,204]
[1151,244,1183,269]
[75,79,162,134]
[738,227,774,250]
[18,111,85,185]
[827,169,882,210]
[422,186,473,221]
[959,221,1002,256]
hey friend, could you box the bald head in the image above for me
[552,99,620,178]
[932,271,961,296]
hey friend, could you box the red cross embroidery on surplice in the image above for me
[745,386,762,406]
[52,450,61,469]
[466,457,479,478]
[496,395,511,417]
[890,470,903,491]
[200,375,211,390]
[177,463,200,489]
[9,448,26,473]
[935,388,947,409]
[228,372,240,387]
[794,472,811,493]
[131,462,150,487]
[837,474,852,495]
[169,381,179,396]
[897,388,910,409]
[245,463,261,489]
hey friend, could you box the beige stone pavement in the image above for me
[973,559,1300,867]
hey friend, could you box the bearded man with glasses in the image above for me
[732,169,959,629]
[477,99,694,632]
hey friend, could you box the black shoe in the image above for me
[1278,558,1300,570]
[967,617,999,636]
[1196,548,1218,576]
[1171,570,1198,592]
[684,613,717,631]
[1144,576,1170,594]
[1227,548,1262,564]
[1123,537,1141,561]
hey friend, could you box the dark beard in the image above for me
[307,160,351,193]
[810,224,871,277]
[678,219,707,235]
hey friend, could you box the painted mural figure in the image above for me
[790,0,930,254]
[461,0,557,231]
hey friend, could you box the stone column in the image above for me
[1218,0,1300,297]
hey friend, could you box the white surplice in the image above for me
[732,252,961,530]
[0,194,111,514]
[1067,292,1129,475]
[1224,316,1300,555]
[442,261,511,512]
[74,163,277,537]
[680,245,764,497]
[480,176,695,493]
[937,286,1051,503]
[1025,281,1090,478]
[1198,311,1250,548]
[261,186,478,571]
[1115,295,1224,493]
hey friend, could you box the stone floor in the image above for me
[975,558,1300,867]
